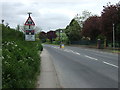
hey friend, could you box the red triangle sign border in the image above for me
[24,16,35,26]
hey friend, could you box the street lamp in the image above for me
[113,23,115,49]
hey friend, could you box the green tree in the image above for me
[55,29,68,44]
[74,10,92,27]
[16,25,20,31]
[65,19,82,42]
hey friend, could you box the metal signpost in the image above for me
[24,12,35,41]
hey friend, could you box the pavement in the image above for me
[37,44,118,88]
[36,48,60,88]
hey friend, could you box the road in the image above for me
[43,44,118,88]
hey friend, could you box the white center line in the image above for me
[74,52,81,55]
[64,49,71,52]
[63,49,81,56]
[85,55,98,61]
[64,49,70,52]
[103,61,118,68]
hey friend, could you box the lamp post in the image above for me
[113,23,115,50]
[60,30,62,43]
[59,29,61,43]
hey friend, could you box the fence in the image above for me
[70,40,97,45]
[70,40,120,49]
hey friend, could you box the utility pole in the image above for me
[59,29,61,43]
[61,30,62,43]
[113,23,115,50]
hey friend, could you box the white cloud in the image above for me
[1,0,119,32]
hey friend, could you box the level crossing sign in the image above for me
[24,13,35,41]
[24,16,35,26]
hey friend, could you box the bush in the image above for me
[2,25,42,88]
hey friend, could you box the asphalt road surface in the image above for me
[43,44,118,88]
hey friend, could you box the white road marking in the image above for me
[63,49,73,53]
[64,49,70,52]
[85,55,98,61]
[53,47,57,49]
[52,46,60,49]
[68,49,74,52]
[50,46,118,69]
[74,52,81,55]
[103,61,118,68]
[63,49,81,56]
[71,50,74,53]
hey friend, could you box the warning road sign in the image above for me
[25,35,35,41]
[24,16,35,26]
[24,12,35,41]
[25,30,35,35]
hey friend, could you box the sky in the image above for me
[1,0,119,32]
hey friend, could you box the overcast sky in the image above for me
[1,0,119,32]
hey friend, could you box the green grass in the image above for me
[112,50,120,53]
[2,25,43,88]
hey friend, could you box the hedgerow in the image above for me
[2,25,43,88]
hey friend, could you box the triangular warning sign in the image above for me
[24,16,35,25]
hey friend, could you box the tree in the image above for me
[47,31,57,43]
[35,26,42,34]
[116,2,120,45]
[6,23,9,27]
[55,29,62,41]
[16,25,20,31]
[39,31,47,42]
[82,16,101,41]
[81,10,92,21]
[55,29,68,44]
[101,3,119,41]
[2,19,4,24]
[74,10,92,27]
[65,19,82,42]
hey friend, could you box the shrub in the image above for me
[2,25,42,88]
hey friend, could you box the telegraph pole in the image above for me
[113,23,115,50]
[59,29,61,43]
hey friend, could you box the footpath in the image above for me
[36,48,60,88]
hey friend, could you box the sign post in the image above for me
[24,12,35,41]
